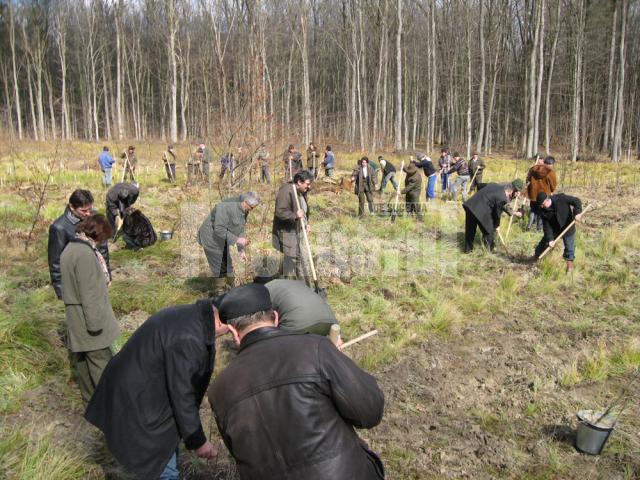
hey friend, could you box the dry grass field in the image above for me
[1,139,639,479]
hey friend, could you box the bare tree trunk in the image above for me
[545,0,561,154]
[476,0,486,153]
[466,10,472,160]
[602,1,618,153]
[429,0,437,151]
[300,12,312,146]
[394,0,402,151]
[570,0,585,162]
[115,0,124,140]
[612,0,628,163]
[9,2,23,139]
[533,0,545,154]
[526,1,541,158]
[371,0,388,152]
[168,0,179,143]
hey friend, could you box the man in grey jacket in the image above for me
[198,192,260,295]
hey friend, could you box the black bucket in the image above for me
[575,410,616,455]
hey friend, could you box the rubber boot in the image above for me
[566,260,574,273]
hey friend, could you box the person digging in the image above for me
[530,191,583,272]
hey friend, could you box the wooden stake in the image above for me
[329,324,341,346]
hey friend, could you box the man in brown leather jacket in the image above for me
[209,284,385,480]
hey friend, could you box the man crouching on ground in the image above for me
[209,283,386,480]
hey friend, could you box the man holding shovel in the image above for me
[462,179,523,253]
[105,182,140,233]
[531,192,583,272]
[120,145,137,182]
[197,192,260,295]
[272,170,314,280]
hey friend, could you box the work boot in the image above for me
[566,261,574,273]
[210,277,227,297]
[225,275,236,290]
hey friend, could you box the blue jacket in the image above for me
[99,152,115,170]
[323,151,335,168]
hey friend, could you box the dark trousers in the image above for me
[463,207,494,252]
[534,230,576,261]
[203,243,232,277]
[164,163,176,182]
[106,209,118,231]
[261,165,271,184]
[69,347,113,404]
[358,190,374,216]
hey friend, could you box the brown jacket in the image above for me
[526,165,557,200]
[272,182,309,257]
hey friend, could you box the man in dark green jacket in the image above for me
[462,180,523,252]
[402,162,422,219]
[198,192,260,294]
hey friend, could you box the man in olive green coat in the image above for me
[402,162,423,219]
[60,214,119,404]
[197,192,260,295]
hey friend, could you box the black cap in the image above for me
[536,192,549,204]
[544,156,555,165]
[216,284,272,324]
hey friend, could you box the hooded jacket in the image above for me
[402,164,422,199]
[209,327,384,480]
[526,165,557,201]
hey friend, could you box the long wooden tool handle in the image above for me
[393,160,405,212]
[341,329,379,349]
[291,184,318,283]
[469,167,479,190]
[505,194,522,241]
[538,204,592,260]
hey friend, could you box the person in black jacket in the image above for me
[449,152,471,201]
[351,157,376,216]
[120,207,157,250]
[533,192,583,272]
[462,180,523,252]
[105,182,140,232]
[378,156,398,193]
[209,284,385,480]
[85,299,230,480]
[414,153,437,201]
[47,189,110,299]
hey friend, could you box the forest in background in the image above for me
[0,0,639,162]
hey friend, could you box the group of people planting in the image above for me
[47,144,585,479]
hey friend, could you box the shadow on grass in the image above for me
[541,424,576,447]
[184,276,213,295]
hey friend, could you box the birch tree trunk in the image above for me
[115,0,124,140]
[612,0,628,163]
[545,0,561,154]
[533,0,545,154]
[9,2,23,139]
[602,1,618,153]
[168,0,179,143]
[394,0,402,151]
[476,0,486,153]
[570,0,585,163]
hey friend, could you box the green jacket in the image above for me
[60,240,119,352]
[197,200,247,252]
[265,279,338,332]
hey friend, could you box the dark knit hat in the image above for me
[215,284,272,324]
[536,192,549,204]
[544,156,555,165]
[511,179,524,192]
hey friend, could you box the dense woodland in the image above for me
[0,0,638,161]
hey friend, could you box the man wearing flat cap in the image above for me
[198,192,260,295]
[85,298,230,480]
[209,284,385,480]
[462,179,524,252]
[531,191,583,272]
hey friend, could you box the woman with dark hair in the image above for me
[60,213,120,404]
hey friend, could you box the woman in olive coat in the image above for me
[60,214,119,404]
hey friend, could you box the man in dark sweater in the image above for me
[462,180,523,252]
[449,152,471,201]
[378,156,398,193]
[105,182,140,232]
[414,153,437,202]
[48,189,110,299]
[532,192,583,272]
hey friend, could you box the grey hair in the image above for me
[240,191,260,207]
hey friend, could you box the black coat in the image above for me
[121,209,157,249]
[106,182,139,217]
[539,193,583,237]
[209,328,385,480]
[463,183,511,233]
[382,161,396,175]
[415,157,436,177]
[85,301,216,480]
[47,207,110,299]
